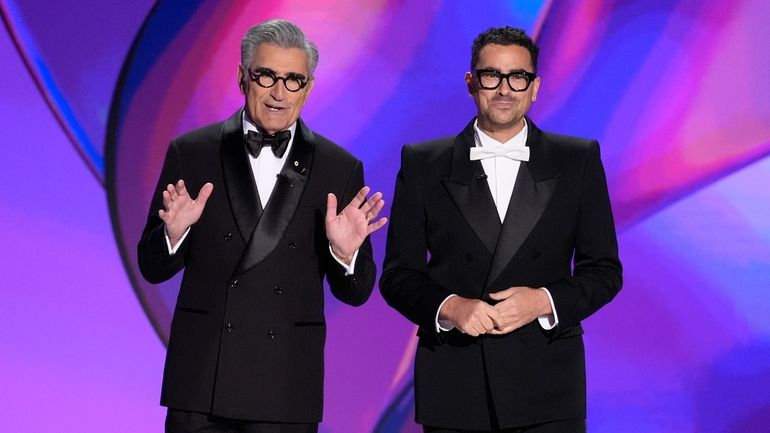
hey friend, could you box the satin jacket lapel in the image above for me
[441,120,501,255]
[221,109,261,242]
[486,120,558,287]
[234,119,314,275]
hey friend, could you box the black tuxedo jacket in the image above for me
[138,110,376,423]
[380,118,622,430]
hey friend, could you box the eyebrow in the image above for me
[477,67,533,74]
[252,66,307,79]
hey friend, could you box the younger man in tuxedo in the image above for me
[380,26,622,433]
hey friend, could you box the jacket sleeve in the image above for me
[379,145,455,334]
[545,141,622,327]
[325,159,376,307]
[137,140,188,284]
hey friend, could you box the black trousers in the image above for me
[423,418,586,433]
[165,409,318,433]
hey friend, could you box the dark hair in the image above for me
[470,26,539,74]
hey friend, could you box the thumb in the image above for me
[488,289,511,301]
[326,193,338,222]
[196,183,214,206]
[488,305,504,329]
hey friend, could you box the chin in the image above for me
[257,118,287,132]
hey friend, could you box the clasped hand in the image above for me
[439,287,552,337]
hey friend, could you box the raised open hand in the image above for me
[158,180,214,245]
[325,186,387,263]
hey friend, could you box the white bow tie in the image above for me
[469,145,530,162]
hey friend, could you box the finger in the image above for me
[489,326,513,335]
[476,321,491,335]
[195,183,214,206]
[162,190,173,209]
[487,306,505,330]
[360,191,383,213]
[348,186,371,209]
[488,288,513,301]
[165,184,177,201]
[325,193,338,222]
[479,315,495,333]
[366,217,388,235]
[176,179,188,197]
[365,196,386,219]
[466,326,480,337]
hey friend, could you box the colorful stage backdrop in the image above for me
[2,1,769,432]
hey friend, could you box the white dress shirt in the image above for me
[436,119,558,332]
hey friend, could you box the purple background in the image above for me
[1,1,769,432]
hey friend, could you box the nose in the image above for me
[496,81,512,96]
[270,83,287,100]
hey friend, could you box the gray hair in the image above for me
[241,19,319,77]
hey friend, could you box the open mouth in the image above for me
[265,103,286,112]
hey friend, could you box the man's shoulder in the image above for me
[404,118,475,163]
[171,109,241,149]
[403,135,456,163]
[533,126,602,169]
[173,119,228,147]
[409,135,456,151]
[538,128,597,152]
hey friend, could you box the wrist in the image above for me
[331,246,353,265]
[537,289,552,315]
[439,295,459,321]
[165,226,183,245]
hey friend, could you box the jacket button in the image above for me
[531,251,541,259]
[225,322,234,333]
[288,241,296,249]
[223,232,233,241]
[267,330,277,340]
[229,279,239,288]
[465,254,474,262]
[273,285,283,295]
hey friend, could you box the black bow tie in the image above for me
[244,129,292,158]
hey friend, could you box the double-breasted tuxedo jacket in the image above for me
[380,118,622,430]
[138,110,376,423]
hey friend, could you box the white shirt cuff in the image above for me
[537,287,559,330]
[435,294,458,332]
[164,227,191,255]
[328,244,358,276]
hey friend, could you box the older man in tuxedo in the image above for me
[138,19,386,433]
[380,26,622,433]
